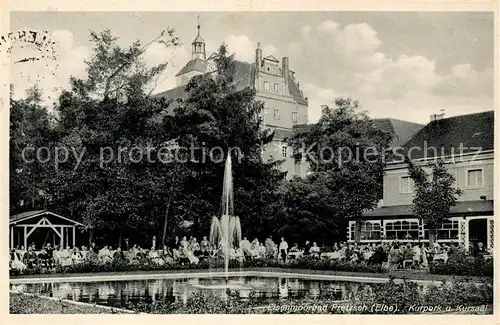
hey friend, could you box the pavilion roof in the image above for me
[10,210,83,226]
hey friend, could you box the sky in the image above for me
[9,11,494,124]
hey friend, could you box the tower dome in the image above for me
[192,17,206,60]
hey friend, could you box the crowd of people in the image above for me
[9,234,492,273]
[326,241,492,269]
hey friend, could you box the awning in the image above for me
[361,200,493,218]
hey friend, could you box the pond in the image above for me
[10,274,390,309]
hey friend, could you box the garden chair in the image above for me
[402,259,413,269]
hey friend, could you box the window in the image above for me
[273,108,280,120]
[292,112,298,124]
[385,220,419,240]
[264,81,270,91]
[425,219,459,240]
[274,83,279,92]
[349,222,356,242]
[282,145,288,158]
[360,222,381,240]
[467,169,483,186]
[400,176,414,193]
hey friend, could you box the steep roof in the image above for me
[372,118,424,147]
[175,58,208,77]
[288,78,307,106]
[399,111,494,160]
[157,59,308,112]
[232,60,255,90]
[292,118,423,145]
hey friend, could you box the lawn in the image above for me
[9,292,131,314]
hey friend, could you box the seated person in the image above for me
[72,247,84,265]
[257,243,266,258]
[189,238,201,258]
[113,246,126,262]
[161,245,175,265]
[98,245,113,264]
[368,246,387,265]
[58,246,73,268]
[310,242,320,258]
[37,248,48,268]
[240,237,252,261]
[10,249,27,272]
[200,236,211,259]
[23,247,38,269]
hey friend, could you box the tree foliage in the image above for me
[10,32,285,246]
[10,85,55,214]
[169,44,285,239]
[407,158,463,244]
[283,98,393,243]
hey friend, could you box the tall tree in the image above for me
[46,29,181,245]
[286,98,393,243]
[170,44,285,239]
[407,158,463,246]
[10,85,54,214]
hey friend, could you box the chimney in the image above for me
[282,57,289,90]
[255,43,262,71]
[430,113,445,122]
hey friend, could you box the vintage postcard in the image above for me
[1,1,498,323]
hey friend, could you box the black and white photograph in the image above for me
[3,8,496,316]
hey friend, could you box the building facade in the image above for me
[156,23,308,179]
[351,111,494,251]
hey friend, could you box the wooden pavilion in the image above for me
[9,210,83,249]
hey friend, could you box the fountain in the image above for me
[209,154,242,280]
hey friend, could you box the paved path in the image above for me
[10,267,489,284]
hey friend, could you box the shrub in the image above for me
[429,256,493,277]
[10,255,490,277]
[125,279,493,314]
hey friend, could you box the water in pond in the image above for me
[10,276,369,309]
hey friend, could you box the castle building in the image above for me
[155,23,309,179]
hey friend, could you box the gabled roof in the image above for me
[175,58,208,77]
[372,118,424,147]
[399,111,494,160]
[264,55,279,62]
[292,117,422,144]
[10,210,84,226]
